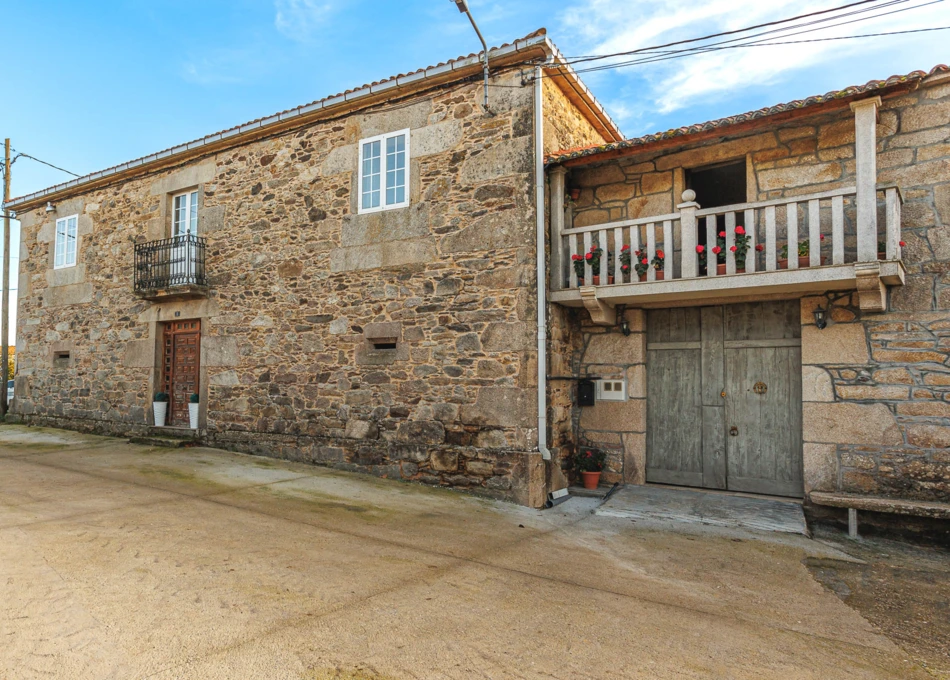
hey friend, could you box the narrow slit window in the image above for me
[54,215,78,269]
[372,341,398,350]
[53,351,71,368]
[359,129,410,213]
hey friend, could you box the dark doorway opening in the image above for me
[686,159,747,272]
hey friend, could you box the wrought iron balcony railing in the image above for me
[134,234,208,295]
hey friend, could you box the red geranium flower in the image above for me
[755,244,765,251]
[899,240,906,247]
[719,231,726,238]
[656,250,665,259]
[730,245,737,252]
[819,234,825,240]
[712,246,722,254]
[585,252,593,260]
[735,226,746,235]
[621,244,630,251]
[641,258,648,265]
[622,265,629,272]
[696,245,705,253]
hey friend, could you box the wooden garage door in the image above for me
[646,302,803,497]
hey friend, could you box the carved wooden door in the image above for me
[646,302,803,497]
[162,320,200,426]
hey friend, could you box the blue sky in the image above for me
[2,0,949,343]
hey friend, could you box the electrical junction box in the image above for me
[577,379,596,407]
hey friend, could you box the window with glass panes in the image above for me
[358,129,409,213]
[173,191,199,236]
[54,215,78,269]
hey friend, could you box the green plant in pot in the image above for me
[779,236,826,269]
[633,249,665,281]
[572,244,611,285]
[153,392,169,428]
[573,447,607,489]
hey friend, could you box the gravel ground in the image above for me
[0,424,937,679]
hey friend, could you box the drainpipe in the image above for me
[535,61,551,461]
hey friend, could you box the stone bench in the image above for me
[809,492,950,538]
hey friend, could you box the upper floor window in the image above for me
[54,215,78,269]
[173,190,198,236]
[358,129,409,213]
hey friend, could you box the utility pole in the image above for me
[1,138,10,417]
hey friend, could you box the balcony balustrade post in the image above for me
[851,96,881,263]
[678,189,700,278]
[549,166,567,290]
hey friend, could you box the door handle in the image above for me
[729,426,739,436]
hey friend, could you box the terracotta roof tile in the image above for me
[546,64,950,165]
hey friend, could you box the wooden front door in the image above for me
[646,301,803,497]
[161,320,200,426]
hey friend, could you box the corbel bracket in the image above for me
[579,286,615,326]
[854,262,886,312]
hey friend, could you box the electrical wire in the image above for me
[563,0,909,63]
[564,0,941,75]
[8,148,79,177]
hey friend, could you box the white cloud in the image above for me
[274,0,336,42]
[556,0,950,121]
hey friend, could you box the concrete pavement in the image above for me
[0,425,933,679]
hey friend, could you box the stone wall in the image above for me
[542,77,608,155]
[555,76,950,502]
[12,70,566,506]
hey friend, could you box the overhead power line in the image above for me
[563,0,918,65]
[568,25,950,76]
[9,148,80,178]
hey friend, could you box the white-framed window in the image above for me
[172,190,199,236]
[54,214,78,269]
[358,129,409,213]
[596,378,627,402]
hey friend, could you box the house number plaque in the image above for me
[753,381,768,395]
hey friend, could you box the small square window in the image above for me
[596,378,627,402]
[358,129,410,214]
[53,351,71,369]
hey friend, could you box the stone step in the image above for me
[129,436,197,449]
[147,426,199,440]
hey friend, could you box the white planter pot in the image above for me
[153,401,168,428]
[188,403,200,430]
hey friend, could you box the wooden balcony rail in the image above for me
[554,185,903,291]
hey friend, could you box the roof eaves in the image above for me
[546,64,950,165]
[6,30,552,210]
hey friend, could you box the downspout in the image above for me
[535,61,551,461]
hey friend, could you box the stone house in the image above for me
[6,24,950,527]
[545,65,950,532]
[6,30,621,507]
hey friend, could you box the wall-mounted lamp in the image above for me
[45,201,55,214]
[617,304,631,336]
[813,306,828,330]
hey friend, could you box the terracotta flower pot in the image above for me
[716,264,746,275]
[578,275,614,286]
[637,271,665,282]
[778,255,827,269]
[878,252,886,260]
[569,188,581,201]
[581,471,601,490]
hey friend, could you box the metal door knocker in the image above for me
[730,426,739,436]
[753,381,768,395]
